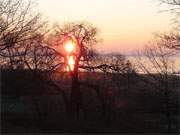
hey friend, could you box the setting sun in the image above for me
[64,40,77,71]
[65,40,75,53]
[64,40,76,71]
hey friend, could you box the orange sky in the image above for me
[38,0,172,54]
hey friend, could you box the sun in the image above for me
[64,40,76,71]
[64,40,75,53]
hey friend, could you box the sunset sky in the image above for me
[38,0,172,54]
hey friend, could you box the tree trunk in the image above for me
[70,59,82,118]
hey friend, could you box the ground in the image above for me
[1,70,179,134]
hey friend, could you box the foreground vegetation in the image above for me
[1,69,179,133]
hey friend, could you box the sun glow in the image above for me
[65,40,75,53]
[66,56,75,71]
[64,40,76,71]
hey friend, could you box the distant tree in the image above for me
[89,53,136,94]
[78,53,136,119]
[98,54,135,119]
[137,37,178,133]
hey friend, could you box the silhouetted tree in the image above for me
[50,22,136,118]
[0,0,46,68]
[137,37,178,133]
[159,0,180,7]
[49,22,100,117]
[158,0,180,50]
[154,33,180,50]
[0,0,70,121]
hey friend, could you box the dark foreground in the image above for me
[1,70,179,134]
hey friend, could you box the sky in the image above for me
[37,0,172,55]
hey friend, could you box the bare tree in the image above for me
[50,22,136,118]
[159,0,180,14]
[136,37,178,133]
[159,0,180,6]
[154,33,180,50]
[49,22,100,117]
[0,0,46,68]
[0,0,71,121]
[158,0,180,50]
